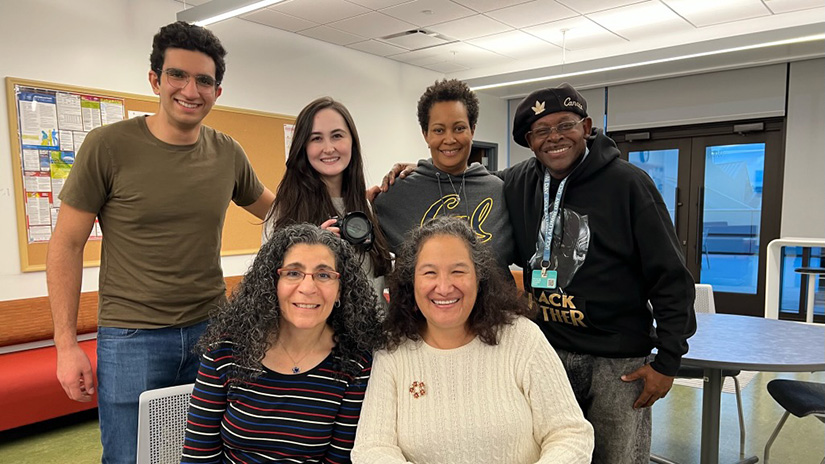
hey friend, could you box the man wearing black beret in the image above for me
[499,83,696,463]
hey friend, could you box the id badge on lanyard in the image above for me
[531,171,566,290]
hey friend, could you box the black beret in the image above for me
[512,83,588,147]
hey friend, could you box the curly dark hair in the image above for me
[267,97,392,276]
[150,21,227,86]
[197,224,385,384]
[384,217,532,349]
[416,79,479,133]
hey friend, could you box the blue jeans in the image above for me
[555,349,652,464]
[96,320,208,464]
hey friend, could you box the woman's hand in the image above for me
[320,218,341,237]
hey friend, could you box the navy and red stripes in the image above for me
[181,342,371,463]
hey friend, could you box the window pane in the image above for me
[628,149,678,225]
[780,246,824,318]
[699,143,765,294]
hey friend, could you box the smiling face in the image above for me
[528,111,592,179]
[149,47,221,134]
[306,108,353,189]
[424,101,474,175]
[414,234,478,341]
[277,243,340,332]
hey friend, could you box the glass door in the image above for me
[614,120,784,316]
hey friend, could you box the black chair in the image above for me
[763,379,825,464]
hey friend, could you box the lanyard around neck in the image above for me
[540,170,567,274]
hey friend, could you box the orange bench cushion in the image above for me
[0,339,98,431]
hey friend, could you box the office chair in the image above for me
[650,284,747,464]
[136,383,195,464]
[763,379,825,464]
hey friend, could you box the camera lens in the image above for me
[344,216,370,240]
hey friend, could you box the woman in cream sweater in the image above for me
[352,217,593,464]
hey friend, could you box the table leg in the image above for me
[806,276,816,324]
[701,368,722,464]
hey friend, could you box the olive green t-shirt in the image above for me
[59,116,264,328]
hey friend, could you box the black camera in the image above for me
[332,211,374,250]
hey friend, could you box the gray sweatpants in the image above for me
[555,349,652,464]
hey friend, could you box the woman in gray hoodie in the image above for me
[374,79,516,274]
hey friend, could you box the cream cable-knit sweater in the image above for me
[352,317,594,464]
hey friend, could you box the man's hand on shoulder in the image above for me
[621,363,674,409]
[378,162,417,193]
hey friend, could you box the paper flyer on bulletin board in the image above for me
[13,84,124,243]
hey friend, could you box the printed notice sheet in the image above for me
[14,84,124,243]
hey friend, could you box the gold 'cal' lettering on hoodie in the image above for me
[422,194,494,243]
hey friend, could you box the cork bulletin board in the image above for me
[6,77,293,272]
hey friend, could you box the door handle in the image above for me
[696,186,704,266]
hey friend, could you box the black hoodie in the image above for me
[498,128,696,376]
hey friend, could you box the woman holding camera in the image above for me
[181,224,385,463]
[267,97,392,305]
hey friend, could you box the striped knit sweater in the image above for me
[351,316,594,464]
[181,342,372,464]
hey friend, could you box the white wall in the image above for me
[472,91,508,169]
[782,59,825,239]
[0,0,443,301]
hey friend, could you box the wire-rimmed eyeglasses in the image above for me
[276,268,341,285]
[158,68,218,91]
[526,118,585,144]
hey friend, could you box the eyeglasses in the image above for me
[159,68,218,91]
[526,119,585,144]
[277,268,341,285]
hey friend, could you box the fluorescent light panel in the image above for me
[177,0,286,27]
[470,34,825,91]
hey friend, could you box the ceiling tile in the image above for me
[468,30,562,59]
[298,25,365,45]
[389,41,509,67]
[347,39,408,56]
[330,11,418,38]
[241,8,318,32]
[427,14,513,40]
[271,0,370,24]
[389,49,446,66]
[763,0,825,14]
[661,0,771,27]
[381,0,476,27]
[587,1,695,40]
[555,0,646,14]
[525,16,626,51]
[485,0,579,28]
[424,61,471,72]
[345,0,410,9]
[451,0,534,13]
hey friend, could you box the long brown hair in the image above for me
[267,97,391,275]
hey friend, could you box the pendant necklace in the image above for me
[446,171,471,219]
[279,326,327,374]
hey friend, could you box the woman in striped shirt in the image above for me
[181,224,385,463]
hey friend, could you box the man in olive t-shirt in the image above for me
[46,22,274,464]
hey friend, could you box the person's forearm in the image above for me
[47,242,84,349]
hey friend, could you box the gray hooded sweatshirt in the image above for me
[374,159,516,272]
